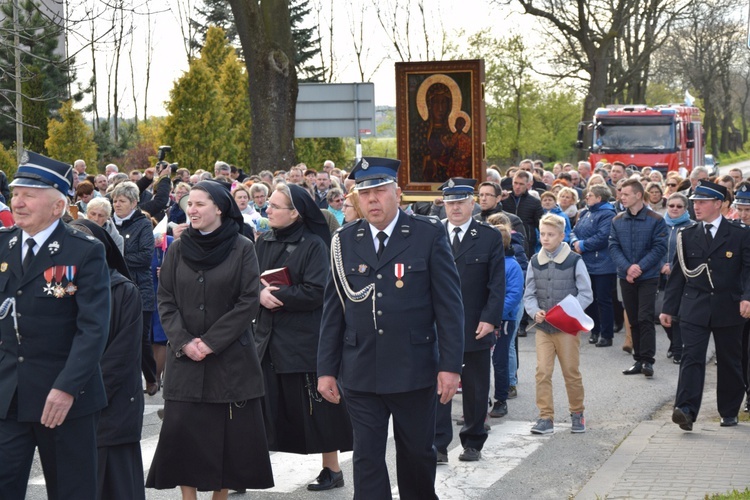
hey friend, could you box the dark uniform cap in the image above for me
[350,157,400,190]
[10,151,73,196]
[439,178,477,202]
[735,184,750,206]
[689,180,726,201]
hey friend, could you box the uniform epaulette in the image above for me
[410,213,440,225]
[0,226,14,233]
[727,219,748,229]
[335,218,363,234]
[476,220,493,229]
[68,227,99,243]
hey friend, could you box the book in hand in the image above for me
[261,267,292,287]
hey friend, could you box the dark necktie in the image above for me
[376,231,388,260]
[705,223,713,245]
[452,227,462,256]
[22,239,36,274]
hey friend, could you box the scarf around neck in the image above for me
[179,218,239,271]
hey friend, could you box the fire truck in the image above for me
[577,104,704,175]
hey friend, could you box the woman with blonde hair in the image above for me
[557,187,579,224]
[343,190,365,222]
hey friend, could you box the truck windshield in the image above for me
[593,123,676,153]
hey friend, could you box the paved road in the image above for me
[25,325,686,499]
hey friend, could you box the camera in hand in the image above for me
[157,145,172,162]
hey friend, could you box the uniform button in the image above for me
[377,274,382,280]
[408,265,412,269]
[377,292,383,298]
[710,292,714,296]
[378,329,384,335]
[16,290,21,296]
[17,356,24,363]
[198,277,204,283]
[377,310,383,316]
[199,304,205,310]
[130,397,135,402]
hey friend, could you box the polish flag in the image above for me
[545,295,595,335]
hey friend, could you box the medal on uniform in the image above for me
[8,236,17,249]
[53,266,66,298]
[726,251,733,258]
[43,267,55,295]
[358,264,368,274]
[48,241,60,255]
[65,266,77,295]
[394,263,404,288]
[0,262,7,272]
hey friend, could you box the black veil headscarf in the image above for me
[69,219,131,279]
[179,180,245,271]
[286,183,331,248]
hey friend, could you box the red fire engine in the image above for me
[577,104,704,175]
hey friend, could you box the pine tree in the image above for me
[21,66,50,154]
[189,0,240,56]
[201,26,235,74]
[289,0,324,83]
[219,51,252,168]
[0,0,78,149]
[45,101,97,168]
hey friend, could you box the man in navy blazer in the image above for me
[0,152,110,499]
[318,157,464,499]
[433,178,505,463]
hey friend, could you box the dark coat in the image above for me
[158,235,264,403]
[0,222,110,421]
[663,218,750,328]
[97,270,144,447]
[608,205,668,280]
[501,191,543,256]
[571,201,617,275]
[137,175,172,221]
[443,219,505,352]
[115,210,155,311]
[318,211,465,394]
[255,222,328,373]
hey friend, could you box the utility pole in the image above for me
[13,0,23,163]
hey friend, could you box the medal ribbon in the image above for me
[65,266,76,282]
[44,267,54,283]
[394,263,404,280]
[54,266,65,284]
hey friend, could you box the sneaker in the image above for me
[530,418,554,434]
[571,412,585,433]
[489,400,508,418]
[508,386,518,399]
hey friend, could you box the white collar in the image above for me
[369,212,400,244]
[704,214,722,231]
[22,219,60,253]
[446,218,473,241]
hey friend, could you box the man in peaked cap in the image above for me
[0,151,111,499]
[318,157,464,498]
[661,180,750,431]
[433,178,504,463]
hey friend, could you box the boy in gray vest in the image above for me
[523,214,593,434]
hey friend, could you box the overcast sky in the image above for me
[66,0,534,120]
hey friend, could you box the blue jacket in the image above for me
[608,205,668,280]
[503,252,524,321]
[535,205,571,253]
[570,202,617,275]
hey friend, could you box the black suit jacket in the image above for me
[663,218,750,328]
[0,222,110,421]
[444,219,505,352]
[318,211,465,394]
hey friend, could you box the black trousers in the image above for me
[676,321,745,419]
[620,278,658,364]
[435,349,490,453]
[0,408,99,500]
[742,320,750,397]
[141,311,157,384]
[346,386,438,500]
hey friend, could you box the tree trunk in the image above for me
[230,0,298,172]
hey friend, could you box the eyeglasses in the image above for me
[267,203,293,211]
[343,204,354,209]
[478,193,497,198]
[667,204,685,209]
[667,183,677,187]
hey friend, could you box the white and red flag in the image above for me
[544,294,595,336]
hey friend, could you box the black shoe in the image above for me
[489,400,508,418]
[672,406,694,431]
[623,362,642,375]
[613,321,623,333]
[517,326,527,338]
[588,333,600,344]
[436,450,449,464]
[744,400,750,413]
[595,338,613,347]
[307,468,344,491]
[456,416,464,426]
[642,362,654,378]
[672,355,682,364]
[720,416,738,427]
[666,350,673,359]
[458,447,481,462]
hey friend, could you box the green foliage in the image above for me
[0,144,17,178]
[290,0,324,82]
[163,58,233,171]
[0,0,78,149]
[360,138,398,161]
[219,51,251,168]
[294,138,349,170]
[705,487,750,499]
[21,65,49,154]
[202,26,234,74]
[190,0,239,56]
[45,100,97,168]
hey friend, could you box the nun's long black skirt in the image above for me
[262,361,353,454]
[146,398,274,491]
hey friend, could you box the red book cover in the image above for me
[261,267,292,286]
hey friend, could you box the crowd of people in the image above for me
[2,151,750,499]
